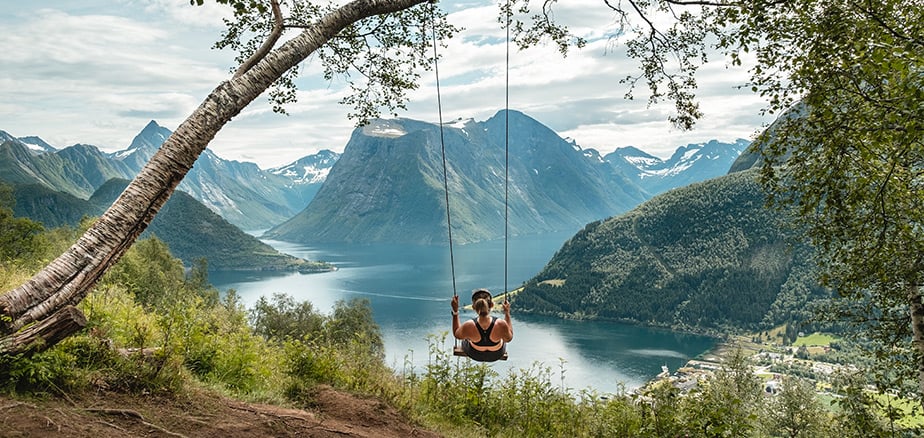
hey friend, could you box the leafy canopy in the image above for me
[506,0,924,396]
[199,0,458,121]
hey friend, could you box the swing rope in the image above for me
[503,0,510,304]
[429,3,457,303]
[431,0,511,353]
[429,3,462,351]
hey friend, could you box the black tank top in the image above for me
[473,316,500,347]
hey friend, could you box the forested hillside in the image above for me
[12,183,92,227]
[90,179,331,272]
[516,170,828,332]
[5,180,329,273]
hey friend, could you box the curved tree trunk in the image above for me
[0,0,427,353]
[909,283,924,406]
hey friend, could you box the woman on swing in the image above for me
[451,288,513,362]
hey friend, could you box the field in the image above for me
[793,332,837,347]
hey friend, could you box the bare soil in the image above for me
[0,385,441,437]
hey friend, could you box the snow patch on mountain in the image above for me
[605,139,750,194]
[363,120,407,138]
[17,136,55,153]
[642,159,695,178]
[269,150,340,186]
[680,148,698,162]
[446,118,474,130]
[625,156,661,167]
[22,140,47,152]
[114,148,140,159]
[284,166,329,184]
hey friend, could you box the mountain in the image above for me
[0,131,56,154]
[267,149,340,208]
[0,140,50,187]
[4,176,330,272]
[109,121,334,230]
[57,144,136,196]
[1,116,744,243]
[112,120,172,171]
[265,111,648,245]
[12,183,91,228]
[605,139,750,196]
[0,121,337,231]
[17,136,56,154]
[0,139,134,198]
[728,146,762,173]
[269,149,339,183]
[86,179,330,272]
[514,169,827,332]
[728,105,809,174]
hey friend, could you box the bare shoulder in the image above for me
[459,319,477,332]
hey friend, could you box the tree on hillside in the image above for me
[0,0,455,354]
[753,4,924,401]
[508,0,924,397]
[0,184,45,267]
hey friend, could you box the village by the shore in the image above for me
[639,330,852,398]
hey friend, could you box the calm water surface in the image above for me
[210,232,716,393]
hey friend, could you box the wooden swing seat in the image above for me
[453,345,508,361]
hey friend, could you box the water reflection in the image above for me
[211,233,716,394]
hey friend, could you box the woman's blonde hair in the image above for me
[473,297,492,316]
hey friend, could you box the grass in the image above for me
[461,286,524,310]
[793,332,837,347]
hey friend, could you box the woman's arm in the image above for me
[502,300,513,342]
[451,295,463,339]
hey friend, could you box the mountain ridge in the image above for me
[605,138,750,196]
[0,122,337,230]
[2,113,748,244]
[265,110,650,245]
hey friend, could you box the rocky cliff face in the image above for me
[265,111,648,245]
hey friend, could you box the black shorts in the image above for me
[461,339,506,362]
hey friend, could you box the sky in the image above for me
[0,0,773,169]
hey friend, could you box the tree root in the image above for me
[85,407,144,419]
[96,420,128,432]
[86,407,188,438]
[228,403,344,433]
[43,415,60,432]
[140,419,188,438]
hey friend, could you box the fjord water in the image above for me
[210,232,716,393]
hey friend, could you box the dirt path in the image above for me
[0,386,441,437]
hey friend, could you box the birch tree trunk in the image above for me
[909,282,924,403]
[0,0,428,354]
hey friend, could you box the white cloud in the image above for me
[0,3,233,150]
[0,0,773,168]
[139,0,232,28]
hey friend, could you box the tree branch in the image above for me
[848,0,924,49]
[233,0,284,78]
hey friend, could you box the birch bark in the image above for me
[0,0,429,353]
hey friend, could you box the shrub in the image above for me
[0,346,79,395]
[250,292,325,342]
